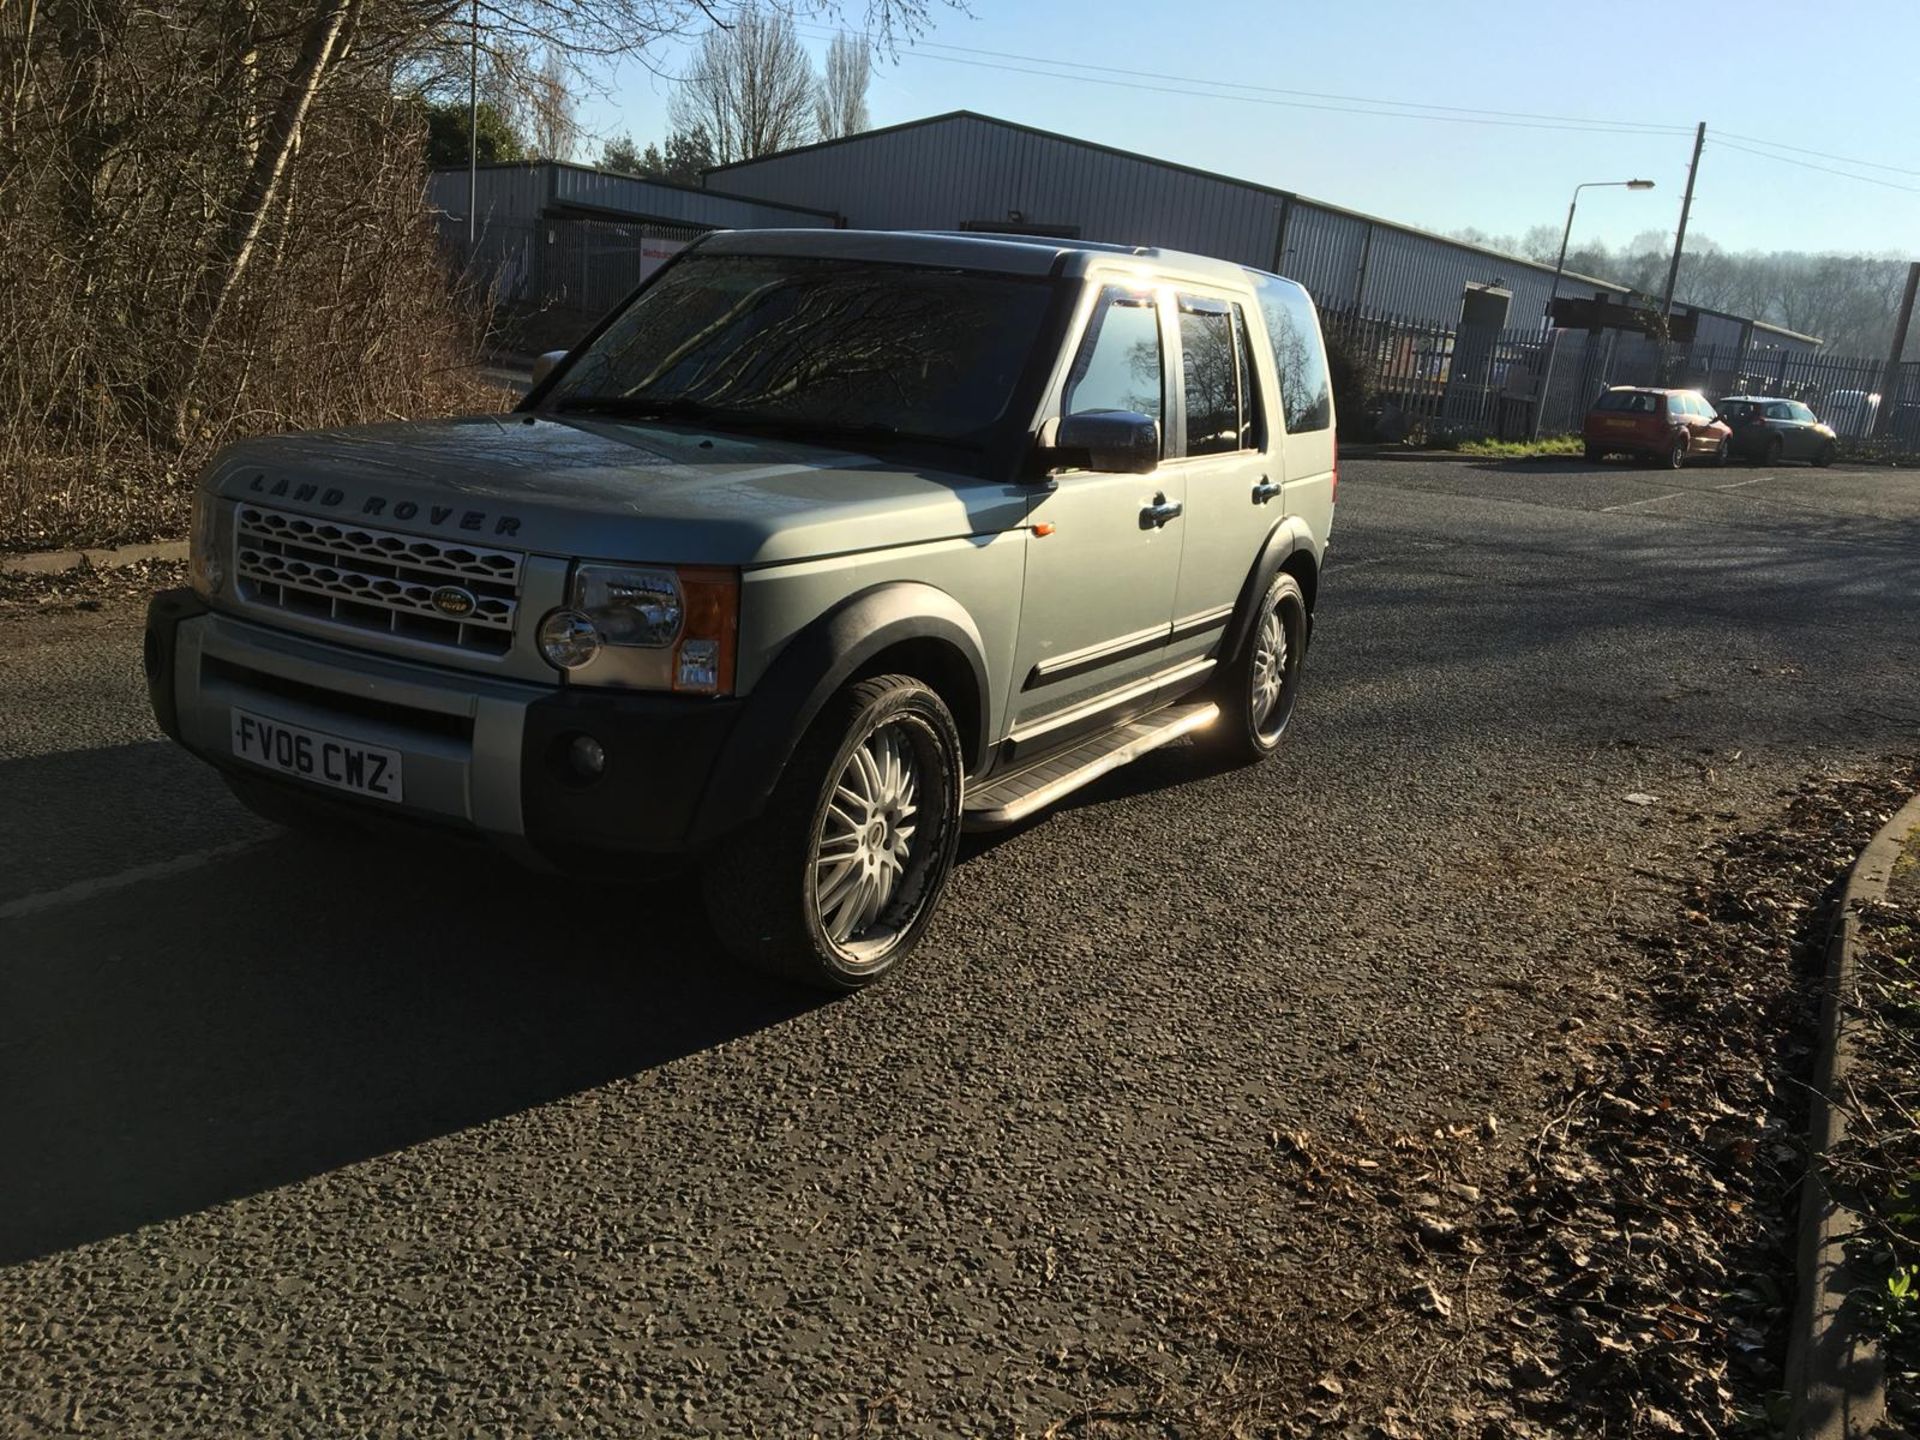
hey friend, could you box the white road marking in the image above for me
[1325,556,1392,573]
[1714,474,1775,489]
[0,839,266,922]
[1602,491,1686,512]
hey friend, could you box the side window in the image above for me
[1253,274,1332,434]
[1063,287,1163,431]
[1766,402,1793,420]
[1235,305,1265,451]
[1178,297,1239,457]
[1789,402,1817,423]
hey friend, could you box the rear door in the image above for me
[1008,281,1186,749]
[1166,292,1272,671]
[1252,274,1336,538]
[1763,401,1796,457]
[1787,401,1822,458]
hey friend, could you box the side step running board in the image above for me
[961,701,1219,831]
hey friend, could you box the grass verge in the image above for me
[1828,864,1920,1427]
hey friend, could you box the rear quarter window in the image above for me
[1252,274,1331,434]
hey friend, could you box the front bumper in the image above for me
[145,590,743,860]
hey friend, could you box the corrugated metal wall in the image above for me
[426,165,835,231]
[710,114,1820,353]
[428,167,549,225]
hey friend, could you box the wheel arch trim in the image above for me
[1219,516,1321,668]
[690,582,991,846]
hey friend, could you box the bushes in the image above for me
[0,4,497,552]
[1322,327,1376,440]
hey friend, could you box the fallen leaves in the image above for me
[1171,764,1919,1439]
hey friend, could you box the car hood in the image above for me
[203,414,1028,566]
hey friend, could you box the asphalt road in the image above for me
[4,456,1919,1436]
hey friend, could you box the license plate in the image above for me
[1603,418,1637,429]
[230,707,403,802]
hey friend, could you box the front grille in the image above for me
[234,504,524,655]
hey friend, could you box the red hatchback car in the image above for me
[1583,387,1732,468]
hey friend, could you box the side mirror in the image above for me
[1046,410,1160,475]
[531,350,569,389]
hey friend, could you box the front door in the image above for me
[1008,283,1185,752]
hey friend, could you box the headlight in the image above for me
[575,565,682,647]
[189,489,224,598]
[542,564,738,694]
[537,609,601,670]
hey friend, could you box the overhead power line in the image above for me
[1714,130,1920,179]
[788,21,1917,193]
[1708,137,1920,194]
[792,26,1690,136]
[815,43,1692,138]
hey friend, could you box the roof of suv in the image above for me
[694,227,1289,291]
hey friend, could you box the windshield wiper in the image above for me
[764,418,978,451]
[552,397,977,451]
[550,395,718,421]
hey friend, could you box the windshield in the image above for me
[548,252,1058,448]
[1593,390,1659,413]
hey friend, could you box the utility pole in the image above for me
[467,0,479,249]
[1873,260,1919,439]
[1661,122,1706,318]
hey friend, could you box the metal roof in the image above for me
[708,111,1822,347]
[702,226,1281,288]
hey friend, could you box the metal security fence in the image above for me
[1322,297,1920,454]
[436,216,709,347]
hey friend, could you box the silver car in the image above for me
[147,230,1338,989]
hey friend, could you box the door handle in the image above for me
[1251,478,1281,505]
[1140,494,1183,528]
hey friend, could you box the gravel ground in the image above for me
[3,457,1919,1436]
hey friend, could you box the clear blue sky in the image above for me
[576,0,1920,258]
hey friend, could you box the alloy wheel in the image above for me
[811,722,925,959]
[1250,601,1297,743]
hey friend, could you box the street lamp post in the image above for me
[467,0,479,250]
[1531,178,1655,439]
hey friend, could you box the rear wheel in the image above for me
[1583,443,1604,463]
[1665,433,1688,469]
[702,675,963,991]
[1205,571,1308,765]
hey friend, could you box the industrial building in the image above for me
[705,111,1819,357]
[428,112,1818,381]
[427,161,837,233]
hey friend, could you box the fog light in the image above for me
[568,734,606,778]
[538,609,601,671]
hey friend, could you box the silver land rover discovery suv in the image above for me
[146,229,1337,989]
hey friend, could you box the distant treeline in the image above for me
[1451,225,1914,357]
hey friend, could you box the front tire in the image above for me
[1815,440,1837,468]
[703,675,963,991]
[1665,433,1688,469]
[1205,571,1308,765]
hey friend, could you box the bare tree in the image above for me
[528,46,580,160]
[814,31,869,141]
[670,7,816,166]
